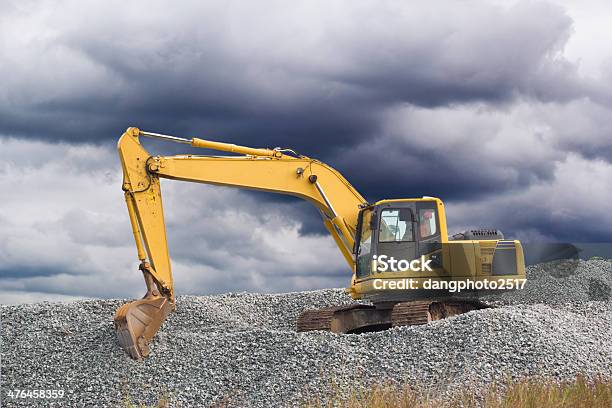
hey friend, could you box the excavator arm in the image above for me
[115,127,367,359]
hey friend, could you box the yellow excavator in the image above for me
[115,127,525,359]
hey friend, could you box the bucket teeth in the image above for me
[114,297,172,360]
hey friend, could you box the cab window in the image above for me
[418,208,437,238]
[378,209,414,242]
[356,209,373,277]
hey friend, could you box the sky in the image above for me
[1,0,611,304]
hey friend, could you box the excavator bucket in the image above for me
[114,296,173,360]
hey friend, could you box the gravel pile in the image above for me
[488,258,612,304]
[2,259,611,407]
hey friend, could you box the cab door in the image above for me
[415,201,441,255]
[375,204,418,269]
[415,201,444,272]
[355,208,374,278]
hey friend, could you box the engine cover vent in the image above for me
[451,229,504,241]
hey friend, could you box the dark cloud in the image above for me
[445,153,612,242]
[2,0,607,205]
[0,0,588,145]
[335,103,562,201]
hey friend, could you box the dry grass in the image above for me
[122,391,170,408]
[306,375,612,408]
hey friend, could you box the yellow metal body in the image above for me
[348,198,525,300]
[116,126,525,358]
[119,127,365,302]
[119,127,526,301]
[190,137,281,157]
[350,238,525,300]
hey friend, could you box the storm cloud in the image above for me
[0,1,590,142]
[1,0,612,303]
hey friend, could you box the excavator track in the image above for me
[391,300,433,326]
[296,306,338,332]
[296,304,370,332]
[297,300,489,334]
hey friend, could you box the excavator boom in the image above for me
[115,127,367,358]
[114,127,525,360]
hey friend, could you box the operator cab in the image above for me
[354,198,444,278]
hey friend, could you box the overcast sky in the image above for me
[1,0,611,304]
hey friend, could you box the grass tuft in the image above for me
[306,375,612,408]
[122,391,170,408]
